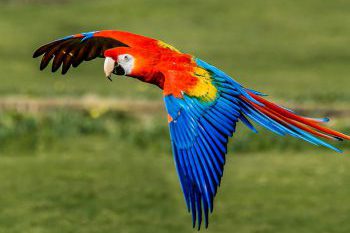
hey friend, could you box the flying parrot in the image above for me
[33,30,350,229]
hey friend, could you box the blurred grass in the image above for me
[0,0,349,103]
[0,110,348,232]
[1,140,350,233]
[0,0,350,232]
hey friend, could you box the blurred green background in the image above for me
[0,0,349,232]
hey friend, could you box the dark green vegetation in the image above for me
[0,0,349,232]
[0,110,349,155]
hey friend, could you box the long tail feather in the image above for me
[238,90,350,152]
[250,93,350,140]
[247,99,337,141]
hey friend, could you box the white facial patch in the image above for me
[117,54,135,75]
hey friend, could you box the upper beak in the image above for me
[104,57,115,81]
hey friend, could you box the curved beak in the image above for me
[104,57,115,81]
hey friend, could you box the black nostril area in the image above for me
[113,65,125,75]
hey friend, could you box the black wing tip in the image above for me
[33,45,46,58]
[61,66,70,75]
[32,51,40,58]
[51,67,59,73]
[39,60,50,71]
[33,35,129,74]
[33,46,47,58]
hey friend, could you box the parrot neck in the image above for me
[131,71,165,89]
[128,52,193,89]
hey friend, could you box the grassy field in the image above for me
[1,138,350,233]
[0,0,350,103]
[0,0,350,232]
[0,111,348,233]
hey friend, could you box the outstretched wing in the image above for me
[164,58,349,229]
[33,31,130,74]
[163,60,252,229]
[164,95,238,230]
[33,30,158,74]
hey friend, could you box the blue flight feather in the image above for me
[164,57,344,229]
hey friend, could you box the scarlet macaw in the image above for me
[33,30,350,229]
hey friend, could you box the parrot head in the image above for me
[103,47,159,80]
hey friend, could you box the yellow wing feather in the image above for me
[187,66,218,102]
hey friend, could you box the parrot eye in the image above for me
[117,54,135,75]
[118,54,133,63]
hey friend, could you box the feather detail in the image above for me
[248,93,350,141]
[165,57,349,229]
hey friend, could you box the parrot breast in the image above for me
[162,62,218,103]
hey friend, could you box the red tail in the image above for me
[246,92,350,142]
[238,91,349,152]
